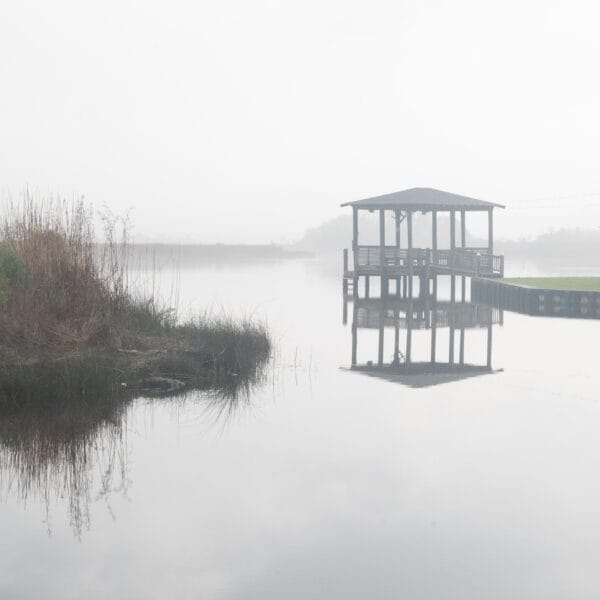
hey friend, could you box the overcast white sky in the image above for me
[1,0,600,243]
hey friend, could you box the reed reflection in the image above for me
[0,360,270,537]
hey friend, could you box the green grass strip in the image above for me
[502,277,600,291]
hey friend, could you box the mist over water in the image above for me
[2,255,600,599]
[2,0,600,596]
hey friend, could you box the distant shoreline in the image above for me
[122,243,313,262]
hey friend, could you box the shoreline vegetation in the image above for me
[0,200,271,408]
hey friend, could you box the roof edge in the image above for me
[340,200,506,209]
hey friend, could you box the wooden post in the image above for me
[450,210,456,302]
[379,208,385,267]
[488,208,494,255]
[460,209,466,301]
[486,321,493,369]
[431,210,438,298]
[395,209,401,293]
[351,301,358,367]
[378,307,384,366]
[393,309,400,365]
[365,276,370,298]
[430,306,437,364]
[459,328,465,364]
[407,210,413,298]
[352,207,359,297]
[449,326,455,364]
[380,209,386,298]
[406,301,412,363]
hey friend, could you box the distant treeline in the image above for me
[497,229,600,259]
[108,243,311,268]
[292,215,600,262]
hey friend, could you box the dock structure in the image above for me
[341,188,505,301]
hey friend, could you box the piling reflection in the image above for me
[0,364,269,537]
[344,295,503,387]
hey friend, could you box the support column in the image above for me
[450,210,456,302]
[343,295,348,325]
[486,321,493,369]
[393,308,400,365]
[351,300,358,367]
[430,307,437,364]
[379,209,386,297]
[352,207,359,298]
[407,210,413,298]
[432,210,438,300]
[378,306,384,366]
[461,209,466,302]
[406,301,412,364]
[395,209,401,295]
[488,208,494,255]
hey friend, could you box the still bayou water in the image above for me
[2,255,600,599]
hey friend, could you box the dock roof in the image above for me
[341,187,505,211]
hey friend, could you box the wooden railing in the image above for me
[352,246,504,277]
[432,249,498,276]
[356,246,429,269]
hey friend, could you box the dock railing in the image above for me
[349,246,504,277]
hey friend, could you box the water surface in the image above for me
[2,256,600,599]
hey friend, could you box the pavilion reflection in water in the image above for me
[344,295,503,388]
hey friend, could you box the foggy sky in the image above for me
[1,0,600,243]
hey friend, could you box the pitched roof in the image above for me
[341,187,504,211]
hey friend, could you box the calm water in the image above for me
[2,256,600,599]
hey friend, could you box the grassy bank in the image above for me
[502,277,600,291]
[0,199,271,407]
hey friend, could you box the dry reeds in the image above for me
[0,197,122,353]
[0,195,271,405]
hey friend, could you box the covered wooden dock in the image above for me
[342,188,505,300]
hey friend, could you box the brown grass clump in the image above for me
[0,199,124,354]
[0,196,271,406]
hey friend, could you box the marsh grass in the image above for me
[0,196,272,407]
